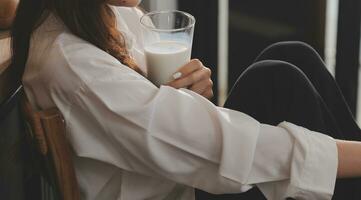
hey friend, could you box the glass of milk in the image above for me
[140,10,196,86]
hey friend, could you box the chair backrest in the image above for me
[22,98,80,200]
[0,86,25,200]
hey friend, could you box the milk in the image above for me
[144,41,191,86]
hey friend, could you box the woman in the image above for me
[10,0,361,199]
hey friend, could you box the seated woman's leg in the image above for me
[225,60,337,135]
[219,60,359,200]
[254,41,361,140]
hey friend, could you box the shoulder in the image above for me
[51,32,140,82]
[28,31,145,97]
[54,32,112,61]
[53,32,120,70]
[24,14,150,112]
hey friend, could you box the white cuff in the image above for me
[258,122,338,200]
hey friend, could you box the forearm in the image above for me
[336,140,361,178]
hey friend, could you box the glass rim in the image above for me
[140,10,196,32]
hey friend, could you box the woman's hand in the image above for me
[166,59,214,99]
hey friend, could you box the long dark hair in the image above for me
[11,0,143,81]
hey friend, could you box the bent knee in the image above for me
[263,41,316,55]
[243,60,304,78]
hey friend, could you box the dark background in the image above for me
[179,0,361,117]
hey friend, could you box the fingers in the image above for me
[172,59,203,80]
[189,78,213,95]
[166,58,214,99]
[201,87,214,99]
[169,66,211,89]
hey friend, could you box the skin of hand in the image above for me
[0,0,19,29]
[166,59,214,99]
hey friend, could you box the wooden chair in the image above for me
[1,0,79,199]
[22,98,80,200]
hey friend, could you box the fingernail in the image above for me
[172,72,182,80]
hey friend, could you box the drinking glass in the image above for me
[140,10,196,86]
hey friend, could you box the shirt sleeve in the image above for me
[59,40,338,199]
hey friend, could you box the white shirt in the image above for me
[23,7,338,200]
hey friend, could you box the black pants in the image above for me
[196,41,361,200]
